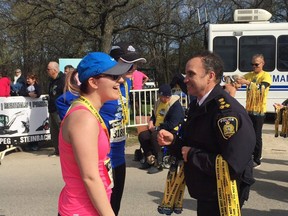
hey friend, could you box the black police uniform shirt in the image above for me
[178,84,256,201]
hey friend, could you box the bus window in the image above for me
[239,36,276,72]
[278,35,288,71]
[213,36,237,72]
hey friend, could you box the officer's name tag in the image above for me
[109,119,126,142]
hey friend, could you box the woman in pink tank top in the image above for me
[58,52,132,216]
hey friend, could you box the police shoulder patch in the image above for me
[217,116,238,140]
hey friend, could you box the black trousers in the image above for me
[197,200,220,216]
[138,130,160,157]
[197,199,244,216]
[249,114,265,163]
[49,112,61,154]
[110,163,126,216]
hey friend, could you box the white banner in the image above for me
[0,95,51,145]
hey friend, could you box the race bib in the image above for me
[109,119,126,142]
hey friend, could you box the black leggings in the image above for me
[249,114,265,163]
[110,163,126,216]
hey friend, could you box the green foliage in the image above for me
[0,0,286,91]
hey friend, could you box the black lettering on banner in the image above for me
[0,134,51,145]
[0,138,12,145]
[32,101,48,108]
[4,102,29,109]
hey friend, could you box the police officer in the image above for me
[158,51,256,216]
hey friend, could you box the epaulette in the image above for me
[216,95,238,140]
[216,96,231,112]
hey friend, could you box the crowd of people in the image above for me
[0,68,43,98]
[0,45,276,215]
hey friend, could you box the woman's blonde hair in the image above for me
[64,69,80,95]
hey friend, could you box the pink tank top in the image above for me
[58,106,111,216]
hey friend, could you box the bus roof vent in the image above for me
[233,9,272,22]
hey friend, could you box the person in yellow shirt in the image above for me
[138,84,185,174]
[237,54,272,168]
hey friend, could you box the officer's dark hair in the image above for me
[190,50,224,84]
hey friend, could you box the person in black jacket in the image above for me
[47,61,65,156]
[158,51,256,216]
[138,84,185,174]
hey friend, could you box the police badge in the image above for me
[217,117,238,139]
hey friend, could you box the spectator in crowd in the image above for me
[131,67,149,90]
[0,71,11,97]
[47,61,65,157]
[64,65,74,74]
[130,66,149,115]
[11,68,26,96]
[19,73,42,98]
[56,69,80,120]
[158,51,255,216]
[19,73,42,151]
[237,54,272,168]
[101,42,146,215]
[58,52,131,216]
[138,84,185,174]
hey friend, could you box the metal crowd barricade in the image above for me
[127,88,188,128]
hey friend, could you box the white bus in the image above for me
[208,9,288,114]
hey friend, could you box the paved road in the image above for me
[0,123,287,216]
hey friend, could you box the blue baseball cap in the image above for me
[77,52,132,83]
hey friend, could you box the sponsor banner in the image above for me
[0,95,50,145]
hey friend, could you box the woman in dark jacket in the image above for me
[19,73,42,151]
[19,73,41,98]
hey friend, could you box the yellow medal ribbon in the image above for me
[246,82,266,115]
[216,154,241,216]
[74,96,110,143]
[118,81,129,125]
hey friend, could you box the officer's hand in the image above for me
[157,129,173,146]
[181,146,191,162]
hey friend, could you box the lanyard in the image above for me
[216,154,241,216]
[75,96,110,142]
[118,81,129,125]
